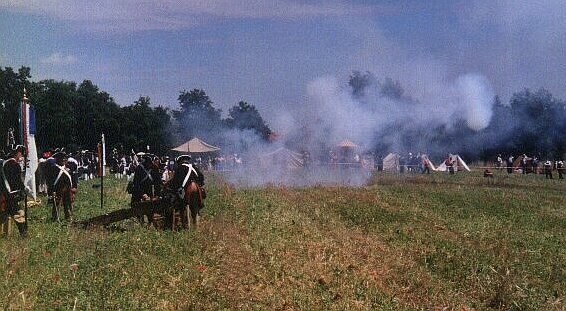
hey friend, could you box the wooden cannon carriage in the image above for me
[75,197,194,230]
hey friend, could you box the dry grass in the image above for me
[1,171,564,310]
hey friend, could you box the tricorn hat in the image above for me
[52,151,68,161]
[176,155,191,163]
[9,145,26,157]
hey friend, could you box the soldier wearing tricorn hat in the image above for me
[46,151,75,221]
[166,154,206,206]
[129,152,163,224]
[168,155,204,192]
[1,145,28,236]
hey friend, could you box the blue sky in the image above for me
[1,1,565,131]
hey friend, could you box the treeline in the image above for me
[0,66,271,154]
[346,71,566,160]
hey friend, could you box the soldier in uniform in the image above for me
[0,145,28,236]
[47,152,75,220]
[166,155,205,206]
[130,153,162,223]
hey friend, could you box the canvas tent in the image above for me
[336,139,358,148]
[421,154,437,171]
[259,147,304,170]
[335,139,359,163]
[172,137,220,153]
[382,153,400,172]
[436,154,470,172]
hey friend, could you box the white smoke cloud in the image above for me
[305,76,380,147]
[457,74,494,131]
[292,71,495,159]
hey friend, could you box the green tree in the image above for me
[348,71,375,99]
[508,88,566,157]
[0,66,31,149]
[120,96,171,154]
[173,89,223,143]
[379,77,404,100]
[30,80,78,150]
[74,80,121,150]
[226,101,272,140]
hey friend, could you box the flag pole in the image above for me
[98,141,103,209]
[21,89,29,230]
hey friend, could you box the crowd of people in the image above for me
[496,154,564,179]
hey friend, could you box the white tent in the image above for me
[172,137,220,153]
[436,154,470,172]
[421,154,437,171]
[259,147,304,170]
[382,153,401,172]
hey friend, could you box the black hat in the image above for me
[53,151,68,161]
[9,145,26,157]
[176,155,191,163]
[139,153,155,164]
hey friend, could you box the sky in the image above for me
[1,0,565,132]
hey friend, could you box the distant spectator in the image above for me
[557,160,564,179]
[507,155,514,174]
[532,156,539,174]
[544,160,553,179]
[496,154,503,170]
[521,154,527,174]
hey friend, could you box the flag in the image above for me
[102,133,106,176]
[20,101,38,199]
[97,143,102,176]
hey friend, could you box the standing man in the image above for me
[557,160,564,179]
[544,160,553,179]
[507,155,514,174]
[47,152,74,221]
[0,145,28,236]
[130,153,162,224]
[532,155,539,174]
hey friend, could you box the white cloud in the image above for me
[40,53,78,65]
[1,0,376,32]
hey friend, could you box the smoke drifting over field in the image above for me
[218,71,497,187]
[282,72,495,159]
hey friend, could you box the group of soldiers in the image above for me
[496,154,564,179]
[1,141,207,237]
[126,152,205,224]
[1,145,82,238]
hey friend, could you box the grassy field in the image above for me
[1,171,565,310]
